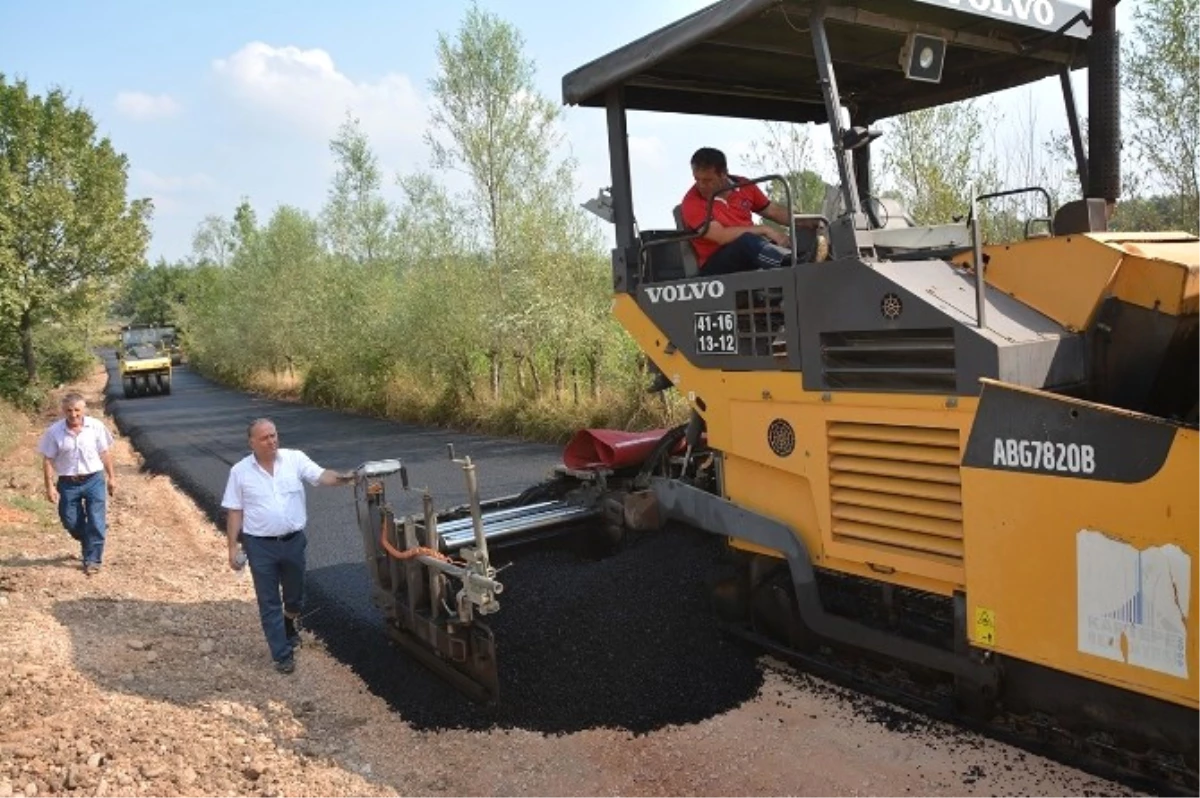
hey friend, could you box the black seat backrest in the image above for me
[1053,198,1109,235]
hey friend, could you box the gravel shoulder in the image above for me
[0,364,1134,797]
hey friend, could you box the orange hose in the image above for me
[380,511,464,566]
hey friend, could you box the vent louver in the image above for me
[828,421,963,564]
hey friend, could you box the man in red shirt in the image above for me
[680,147,815,275]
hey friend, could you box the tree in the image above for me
[191,214,236,268]
[322,113,393,264]
[0,74,151,385]
[423,3,572,399]
[1123,0,1199,234]
[233,199,258,251]
[747,121,830,213]
[427,5,562,256]
[112,258,190,325]
[878,100,998,226]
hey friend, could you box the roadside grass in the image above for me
[197,361,691,444]
[0,400,26,458]
[5,494,55,529]
[241,368,304,401]
[0,398,54,532]
[376,375,690,442]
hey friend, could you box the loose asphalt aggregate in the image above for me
[102,357,765,733]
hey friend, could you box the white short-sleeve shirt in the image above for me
[221,449,325,537]
[38,417,114,477]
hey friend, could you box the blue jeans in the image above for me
[701,232,792,275]
[57,472,107,566]
[243,531,307,663]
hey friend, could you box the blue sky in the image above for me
[2,0,1136,264]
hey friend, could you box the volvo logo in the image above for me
[918,0,1058,29]
[645,280,726,303]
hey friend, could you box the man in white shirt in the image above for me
[221,417,355,674]
[38,392,116,575]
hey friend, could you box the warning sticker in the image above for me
[1077,529,1191,679]
[974,607,996,645]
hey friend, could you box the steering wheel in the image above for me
[865,196,890,229]
[822,189,891,230]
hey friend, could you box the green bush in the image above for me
[36,334,96,386]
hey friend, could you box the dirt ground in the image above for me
[0,364,1133,797]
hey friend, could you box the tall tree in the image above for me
[322,113,393,264]
[191,213,236,268]
[427,5,562,256]
[233,199,258,251]
[424,3,569,399]
[1122,0,1198,234]
[0,75,151,384]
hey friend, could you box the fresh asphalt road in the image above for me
[102,355,564,588]
[102,357,766,733]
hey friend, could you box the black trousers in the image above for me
[701,233,792,276]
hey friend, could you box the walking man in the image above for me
[221,418,355,674]
[39,392,116,575]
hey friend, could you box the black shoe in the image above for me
[275,656,295,674]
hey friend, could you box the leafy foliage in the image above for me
[0,74,151,401]
[1122,0,1199,234]
[177,8,671,441]
[747,121,831,213]
[112,258,192,325]
[878,100,999,226]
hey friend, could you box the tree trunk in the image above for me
[460,355,476,401]
[528,358,542,397]
[553,355,564,399]
[587,352,599,400]
[489,351,501,401]
[514,353,526,395]
[20,309,36,383]
[572,366,579,405]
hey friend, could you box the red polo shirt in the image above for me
[680,176,771,267]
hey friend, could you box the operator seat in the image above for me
[1053,198,1109,235]
[672,205,701,277]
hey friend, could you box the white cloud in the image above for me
[115,91,182,121]
[211,42,426,148]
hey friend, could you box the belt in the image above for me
[59,472,101,483]
[252,529,303,542]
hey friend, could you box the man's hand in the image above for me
[225,508,244,570]
[759,224,790,248]
[319,469,357,486]
[43,457,58,505]
[100,451,116,498]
